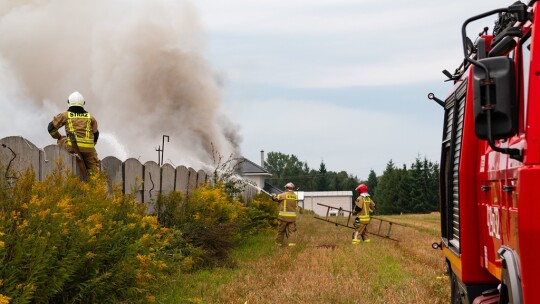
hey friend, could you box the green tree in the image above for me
[408,156,440,213]
[315,161,329,191]
[366,169,378,200]
[396,164,412,213]
[409,157,426,213]
[265,152,310,190]
[375,160,401,214]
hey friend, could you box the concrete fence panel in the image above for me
[144,161,160,214]
[161,163,175,194]
[41,144,76,179]
[175,166,189,195]
[124,158,143,203]
[196,169,207,188]
[0,136,216,213]
[101,156,123,193]
[0,136,42,181]
[187,167,197,194]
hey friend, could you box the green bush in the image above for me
[0,162,281,303]
[0,168,186,303]
[244,193,278,234]
[156,185,279,269]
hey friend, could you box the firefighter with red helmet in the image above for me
[352,184,375,244]
[272,182,298,247]
[47,91,100,174]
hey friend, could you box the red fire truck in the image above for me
[428,1,540,303]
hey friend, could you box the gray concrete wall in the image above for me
[42,144,77,178]
[124,158,144,203]
[161,163,176,194]
[0,136,42,181]
[101,156,123,192]
[144,161,161,214]
[0,136,220,213]
[196,169,207,187]
[175,165,189,194]
[187,167,197,195]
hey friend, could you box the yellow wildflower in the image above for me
[10,211,20,221]
[141,216,158,229]
[136,254,148,268]
[38,209,51,220]
[57,197,72,212]
[16,219,28,230]
[0,294,10,304]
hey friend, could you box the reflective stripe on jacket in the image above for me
[277,191,298,222]
[354,194,375,224]
[66,111,94,149]
[359,197,371,223]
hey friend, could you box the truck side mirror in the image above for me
[472,56,518,140]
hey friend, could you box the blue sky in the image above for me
[193,0,511,179]
[0,0,512,180]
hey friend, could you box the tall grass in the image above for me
[155,213,449,303]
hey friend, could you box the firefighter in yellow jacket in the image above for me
[272,182,298,247]
[352,184,376,244]
[47,91,100,174]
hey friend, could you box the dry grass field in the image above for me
[156,213,450,304]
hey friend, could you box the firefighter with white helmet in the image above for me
[272,182,298,247]
[352,183,376,244]
[47,91,100,174]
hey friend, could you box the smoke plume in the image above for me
[0,0,241,169]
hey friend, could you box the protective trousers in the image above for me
[276,220,297,246]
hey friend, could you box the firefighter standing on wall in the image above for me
[47,91,100,174]
[272,182,298,247]
[352,184,376,244]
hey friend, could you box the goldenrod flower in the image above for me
[0,294,10,304]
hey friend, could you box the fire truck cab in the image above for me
[429,1,540,303]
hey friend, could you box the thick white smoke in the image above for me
[0,0,241,169]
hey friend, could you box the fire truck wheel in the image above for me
[449,270,462,304]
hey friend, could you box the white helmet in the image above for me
[67,91,85,107]
[285,182,295,190]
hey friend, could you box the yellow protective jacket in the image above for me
[48,107,99,153]
[353,194,375,224]
[274,190,298,223]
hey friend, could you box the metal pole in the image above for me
[155,146,162,165]
[161,135,169,166]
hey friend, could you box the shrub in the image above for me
[156,183,280,269]
[243,193,279,234]
[0,168,186,303]
[157,184,248,269]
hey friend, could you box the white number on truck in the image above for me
[487,206,501,240]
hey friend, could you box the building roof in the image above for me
[302,191,353,197]
[237,157,272,176]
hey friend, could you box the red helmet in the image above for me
[355,184,368,194]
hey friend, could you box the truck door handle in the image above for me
[481,185,491,192]
[503,185,514,192]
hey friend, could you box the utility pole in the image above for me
[155,146,163,165]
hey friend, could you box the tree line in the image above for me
[263,152,439,215]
